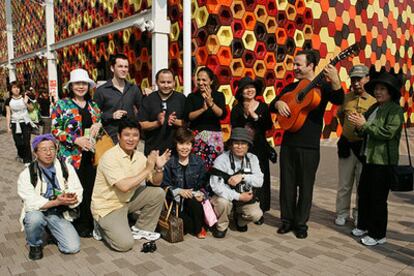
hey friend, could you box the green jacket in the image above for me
[360,101,404,165]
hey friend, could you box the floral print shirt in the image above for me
[51,98,101,169]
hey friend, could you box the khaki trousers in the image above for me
[210,195,262,231]
[97,186,165,252]
[336,150,361,219]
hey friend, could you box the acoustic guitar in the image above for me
[277,44,360,132]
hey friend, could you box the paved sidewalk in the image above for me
[0,122,413,275]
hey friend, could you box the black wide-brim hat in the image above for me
[235,77,263,101]
[229,127,253,145]
[364,71,402,101]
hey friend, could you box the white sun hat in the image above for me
[63,68,96,90]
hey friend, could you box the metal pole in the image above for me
[183,0,191,96]
[151,0,171,86]
[5,0,16,82]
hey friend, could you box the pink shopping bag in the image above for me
[202,199,218,227]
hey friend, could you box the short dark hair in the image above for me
[67,83,92,101]
[110,53,128,67]
[175,127,194,144]
[197,66,217,90]
[118,119,141,135]
[155,68,174,82]
[296,50,320,70]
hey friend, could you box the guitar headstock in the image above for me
[330,43,360,65]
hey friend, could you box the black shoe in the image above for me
[212,227,227,238]
[78,229,93,238]
[277,223,292,234]
[29,246,43,260]
[294,230,308,239]
[233,211,248,232]
[254,216,265,225]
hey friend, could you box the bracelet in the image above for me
[154,166,164,173]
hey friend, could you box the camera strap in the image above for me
[229,152,251,174]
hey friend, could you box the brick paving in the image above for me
[0,121,413,275]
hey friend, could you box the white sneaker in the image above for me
[93,229,102,241]
[335,216,346,226]
[360,236,387,246]
[131,226,160,241]
[351,228,367,237]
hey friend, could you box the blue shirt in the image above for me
[40,165,61,199]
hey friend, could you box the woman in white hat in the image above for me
[51,68,102,237]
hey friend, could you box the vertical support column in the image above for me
[45,0,58,99]
[151,0,171,86]
[183,0,191,96]
[5,0,16,82]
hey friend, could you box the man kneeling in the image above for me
[18,134,83,260]
[210,127,263,238]
[91,120,170,251]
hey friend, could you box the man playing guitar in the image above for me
[270,50,344,239]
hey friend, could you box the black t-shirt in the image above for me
[37,97,51,117]
[138,91,186,155]
[184,90,227,131]
[270,81,344,149]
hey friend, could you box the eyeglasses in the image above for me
[141,241,157,253]
[37,147,56,153]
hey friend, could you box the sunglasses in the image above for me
[141,241,157,253]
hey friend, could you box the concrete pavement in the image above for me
[0,121,413,275]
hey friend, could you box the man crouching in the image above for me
[210,127,264,238]
[91,119,170,251]
[17,134,83,260]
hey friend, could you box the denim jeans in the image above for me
[24,210,80,254]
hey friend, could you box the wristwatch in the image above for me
[241,174,245,181]
[155,166,164,173]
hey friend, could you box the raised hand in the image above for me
[74,136,94,151]
[168,112,177,126]
[156,149,172,168]
[158,111,166,125]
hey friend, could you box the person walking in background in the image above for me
[5,81,36,164]
[348,70,404,246]
[161,128,208,238]
[184,67,227,170]
[51,68,102,237]
[231,76,273,223]
[93,53,143,143]
[335,65,376,226]
[37,87,52,134]
[139,69,186,156]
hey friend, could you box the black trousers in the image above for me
[256,155,271,212]
[73,151,96,233]
[179,197,204,235]
[11,122,32,163]
[357,164,391,239]
[279,146,320,231]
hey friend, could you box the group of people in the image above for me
[14,51,405,261]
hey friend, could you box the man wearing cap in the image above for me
[209,127,263,238]
[94,53,143,143]
[335,65,376,226]
[17,134,83,260]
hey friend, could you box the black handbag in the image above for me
[387,123,414,192]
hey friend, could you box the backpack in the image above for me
[28,158,68,187]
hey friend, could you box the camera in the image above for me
[234,181,252,193]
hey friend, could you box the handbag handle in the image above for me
[385,113,412,166]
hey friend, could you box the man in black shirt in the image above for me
[94,54,143,143]
[270,50,344,239]
[138,69,186,155]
